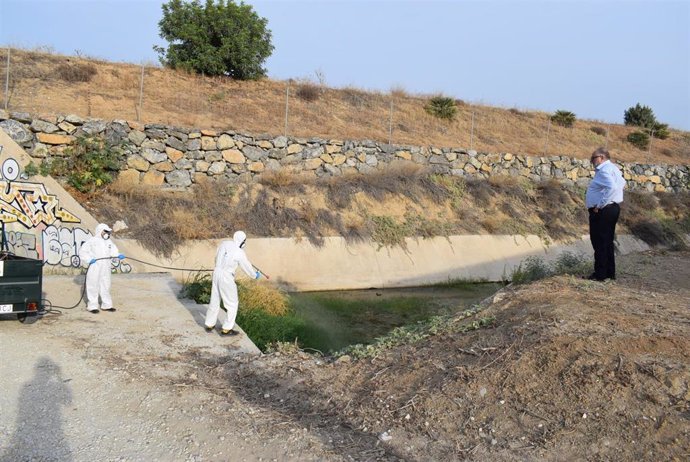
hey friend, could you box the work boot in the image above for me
[221,329,239,336]
[205,325,214,332]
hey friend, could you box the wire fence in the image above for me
[1,47,680,165]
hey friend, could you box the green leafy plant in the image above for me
[49,136,122,193]
[553,251,590,276]
[624,103,657,128]
[425,95,457,120]
[23,161,39,177]
[550,110,576,128]
[155,0,274,79]
[336,306,496,359]
[510,256,552,284]
[651,122,670,140]
[627,131,650,150]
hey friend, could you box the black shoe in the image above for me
[102,307,116,312]
[88,309,100,314]
[205,326,214,332]
[221,329,239,336]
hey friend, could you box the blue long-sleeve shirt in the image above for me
[585,160,625,209]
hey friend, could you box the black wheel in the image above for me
[18,312,39,324]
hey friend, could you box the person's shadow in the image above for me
[0,357,73,462]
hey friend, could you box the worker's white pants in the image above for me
[86,260,113,311]
[205,271,238,330]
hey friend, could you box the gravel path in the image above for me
[0,273,327,462]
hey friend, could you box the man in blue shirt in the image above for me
[585,147,626,281]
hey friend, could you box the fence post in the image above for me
[137,64,145,122]
[388,98,393,145]
[543,118,551,155]
[470,111,475,150]
[284,80,290,137]
[4,48,9,111]
[648,128,654,162]
[605,124,609,148]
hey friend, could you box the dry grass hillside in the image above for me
[86,165,690,257]
[3,47,689,165]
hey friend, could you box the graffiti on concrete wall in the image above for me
[42,225,90,267]
[0,180,80,229]
[6,230,39,259]
[41,225,132,273]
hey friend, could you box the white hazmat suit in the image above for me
[205,231,260,333]
[78,223,122,312]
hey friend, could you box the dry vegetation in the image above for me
[192,251,690,461]
[3,47,690,165]
[86,164,690,257]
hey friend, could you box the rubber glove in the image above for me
[255,271,261,279]
[118,254,126,260]
[89,258,96,265]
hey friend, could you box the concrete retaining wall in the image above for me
[119,234,650,291]
[1,112,688,192]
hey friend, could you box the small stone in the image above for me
[378,431,392,442]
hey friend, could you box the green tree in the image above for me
[624,103,657,128]
[155,0,274,80]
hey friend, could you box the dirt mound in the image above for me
[197,251,689,461]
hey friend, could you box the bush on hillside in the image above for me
[624,104,670,140]
[652,122,670,140]
[590,126,607,136]
[627,131,650,150]
[624,103,657,128]
[48,136,122,192]
[155,0,274,79]
[425,96,457,120]
[54,62,98,83]
[296,82,321,102]
[550,110,576,128]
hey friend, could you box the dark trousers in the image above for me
[589,203,620,280]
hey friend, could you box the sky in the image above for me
[1,0,688,130]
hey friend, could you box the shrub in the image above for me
[425,95,457,120]
[49,136,122,192]
[553,251,590,276]
[23,161,39,177]
[590,126,607,136]
[181,273,305,351]
[550,110,576,128]
[295,82,320,102]
[652,122,670,140]
[511,256,552,284]
[624,103,656,128]
[627,131,650,150]
[54,62,97,82]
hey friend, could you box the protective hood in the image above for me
[94,223,112,238]
[233,230,247,249]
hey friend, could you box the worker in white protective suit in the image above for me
[205,230,261,335]
[78,223,125,313]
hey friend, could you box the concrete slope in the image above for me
[41,272,260,356]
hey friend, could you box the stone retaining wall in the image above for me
[1,111,688,192]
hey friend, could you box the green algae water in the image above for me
[287,283,503,353]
